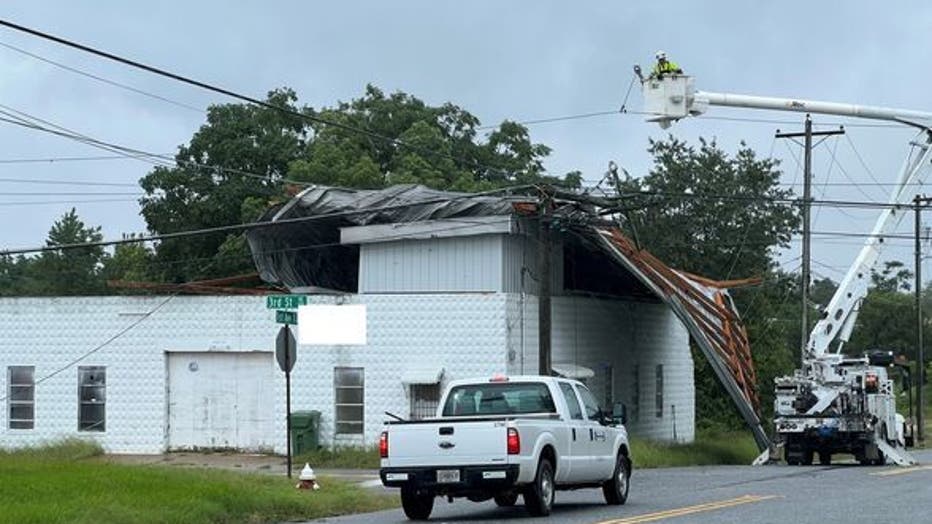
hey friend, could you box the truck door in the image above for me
[557,381,588,483]
[576,384,615,481]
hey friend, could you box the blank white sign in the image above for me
[297,304,367,345]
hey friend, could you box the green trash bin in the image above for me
[290,410,321,455]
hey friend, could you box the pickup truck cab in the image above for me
[379,375,631,519]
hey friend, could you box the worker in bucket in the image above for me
[651,51,683,79]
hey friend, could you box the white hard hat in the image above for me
[655,50,667,60]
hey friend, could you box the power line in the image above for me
[0,184,536,256]
[0,153,169,164]
[0,176,138,187]
[0,40,204,113]
[0,191,140,196]
[0,198,136,207]
[0,293,177,403]
[0,104,312,188]
[0,18,521,181]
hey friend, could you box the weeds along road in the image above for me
[307,449,932,524]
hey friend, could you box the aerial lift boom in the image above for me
[641,73,929,465]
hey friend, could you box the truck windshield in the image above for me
[441,382,556,416]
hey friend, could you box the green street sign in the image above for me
[266,295,307,310]
[276,310,298,325]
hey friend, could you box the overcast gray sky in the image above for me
[1,1,931,282]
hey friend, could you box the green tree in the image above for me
[102,239,154,286]
[616,137,799,280]
[140,88,308,283]
[140,85,575,283]
[25,209,107,295]
[613,137,801,431]
[0,255,32,296]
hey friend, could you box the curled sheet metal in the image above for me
[592,227,769,450]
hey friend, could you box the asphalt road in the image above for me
[307,449,932,524]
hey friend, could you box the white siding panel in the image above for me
[501,234,564,294]
[359,235,504,293]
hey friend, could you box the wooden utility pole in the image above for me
[776,116,844,360]
[538,189,552,376]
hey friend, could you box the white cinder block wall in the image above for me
[0,295,511,453]
[1,247,694,453]
[506,295,694,443]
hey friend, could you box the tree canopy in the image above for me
[139,85,578,282]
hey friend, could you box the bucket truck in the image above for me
[638,71,925,466]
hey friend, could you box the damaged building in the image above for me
[0,184,765,453]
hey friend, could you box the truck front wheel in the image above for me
[602,453,630,505]
[523,458,555,516]
[401,486,434,520]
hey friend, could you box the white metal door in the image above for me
[167,352,275,451]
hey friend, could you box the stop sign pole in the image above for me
[276,325,297,478]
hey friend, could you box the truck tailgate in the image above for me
[387,420,508,467]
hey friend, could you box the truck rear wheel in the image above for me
[602,453,630,505]
[494,492,519,507]
[523,458,554,516]
[401,486,434,520]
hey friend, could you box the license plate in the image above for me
[436,469,460,483]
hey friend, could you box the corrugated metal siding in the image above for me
[501,233,564,295]
[359,235,503,293]
[505,295,694,443]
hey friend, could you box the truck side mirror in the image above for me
[612,402,627,426]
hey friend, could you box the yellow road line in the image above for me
[597,494,780,524]
[871,465,932,477]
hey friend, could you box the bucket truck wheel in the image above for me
[602,452,630,505]
[802,449,814,466]
[818,451,832,465]
[400,486,434,520]
[523,457,555,516]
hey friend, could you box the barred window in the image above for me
[334,367,364,434]
[78,366,106,432]
[409,383,441,420]
[8,366,35,430]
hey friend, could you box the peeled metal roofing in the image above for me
[591,227,767,450]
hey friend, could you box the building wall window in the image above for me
[78,366,106,432]
[334,367,364,434]
[655,364,664,418]
[409,383,441,420]
[8,366,35,429]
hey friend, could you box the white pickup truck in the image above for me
[379,375,632,519]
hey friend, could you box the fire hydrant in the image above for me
[296,463,320,490]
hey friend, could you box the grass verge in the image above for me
[0,439,396,524]
[290,433,761,470]
[294,446,380,469]
[631,431,760,468]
